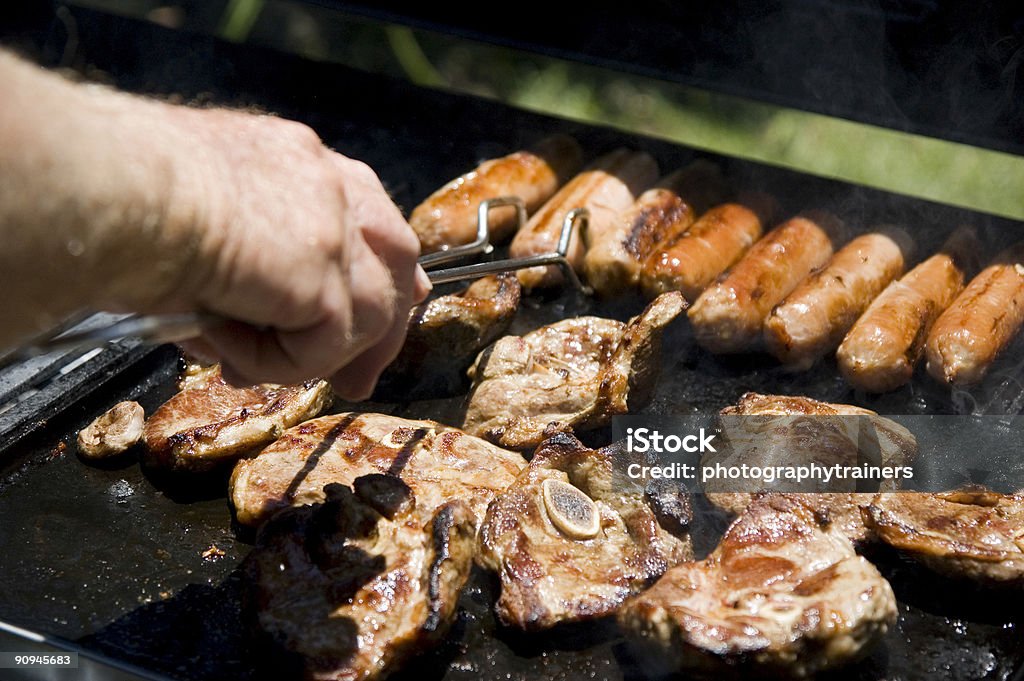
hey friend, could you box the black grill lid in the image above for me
[311,0,1024,156]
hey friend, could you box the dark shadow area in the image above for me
[76,443,145,471]
[496,617,622,657]
[385,427,429,477]
[387,610,471,681]
[79,570,258,681]
[141,463,237,504]
[866,544,1024,625]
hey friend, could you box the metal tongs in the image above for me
[0,197,590,363]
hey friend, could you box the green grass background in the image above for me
[75,0,1024,221]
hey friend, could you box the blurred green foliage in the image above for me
[70,0,1024,220]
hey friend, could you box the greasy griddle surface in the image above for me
[0,7,1022,681]
[1,348,1023,681]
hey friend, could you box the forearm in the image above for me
[0,51,426,392]
[0,51,208,348]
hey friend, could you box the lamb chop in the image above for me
[230,412,526,529]
[618,494,897,679]
[143,364,332,473]
[462,291,685,449]
[477,431,693,630]
[704,393,917,543]
[864,488,1024,586]
[244,476,476,681]
[374,274,521,401]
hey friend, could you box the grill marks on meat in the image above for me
[462,292,685,449]
[229,412,526,529]
[245,477,476,681]
[477,432,693,630]
[865,489,1024,585]
[705,393,917,543]
[374,275,521,400]
[618,494,897,678]
[142,365,332,472]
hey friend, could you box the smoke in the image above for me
[949,332,1024,417]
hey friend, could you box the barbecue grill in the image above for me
[1,3,1023,680]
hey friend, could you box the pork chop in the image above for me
[864,488,1024,586]
[462,291,685,449]
[374,274,521,400]
[245,476,476,681]
[704,393,917,542]
[143,364,332,473]
[618,494,897,678]
[477,432,693,630]
[230,412,526,529]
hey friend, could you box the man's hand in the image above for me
[0,53,429,398]
[161,108,429,398]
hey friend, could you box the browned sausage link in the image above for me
[764,232,907,370]
[687,215,833,353]
[510,149,659,289]
[640,198,771,301]
[925,243,1024,386]
[582,160,728,297]
[837,251,965,393]
[409,134,583,253]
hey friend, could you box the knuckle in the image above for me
[315,228,346,262]
[326,238,346,264]
[345,158,377,182]
[278,119,323,150]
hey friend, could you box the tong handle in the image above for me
[2,312,218,363]
[1,198,593,363]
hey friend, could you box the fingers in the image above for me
[173,112,425,391]
[201,244,395,385]
[201,226,411,387]
[177,337,220,365]
[200,321,307,386]
[413,265,432,303]
[328,290,413,400]
[324,216,420,398]
[332,153,428,305]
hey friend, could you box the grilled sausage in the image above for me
[688,214,835,353]
[409,135,583,253]
[640,196,773,301]
[764,232,907,370]
[925,243,1024,386]
[837,230,974,393]
[582,160,727,296]
[510,148,658,289]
